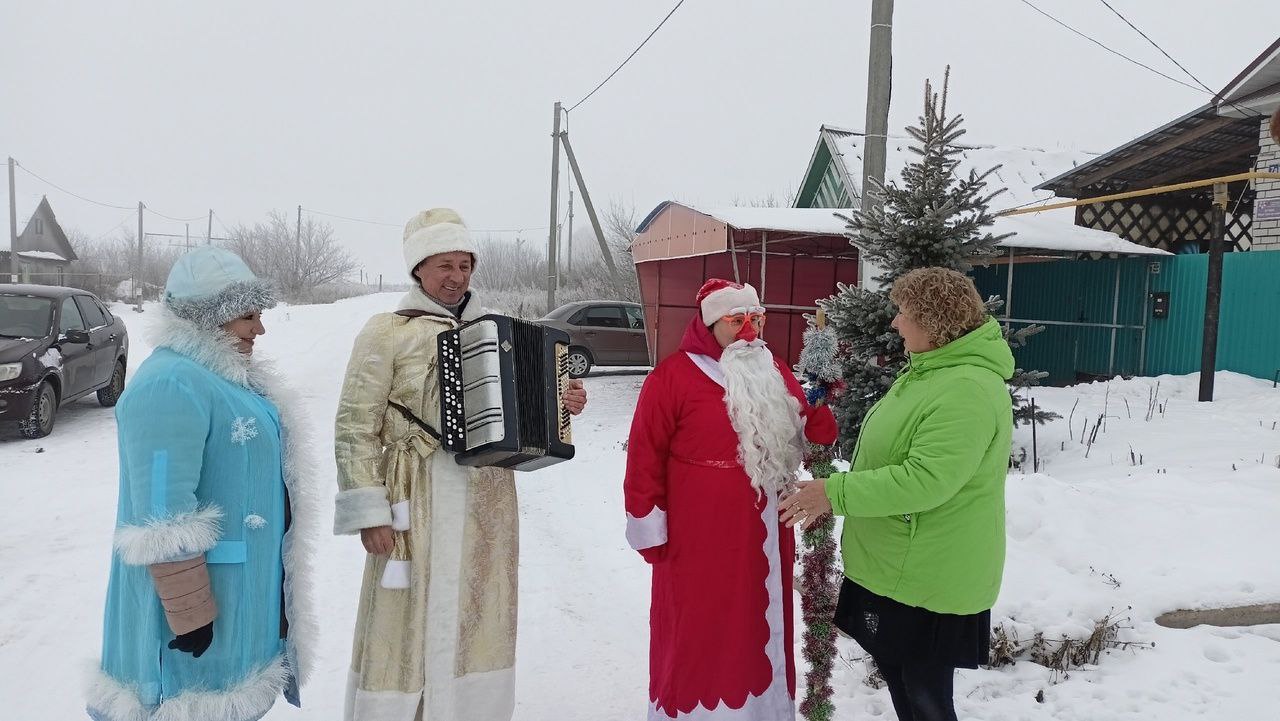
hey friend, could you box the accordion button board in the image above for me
[438,313,575,471]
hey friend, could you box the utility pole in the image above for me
[185,223,191,250]
[1198,182,1229,402]
[6,157,16,283]
[546,102,563,312]
[207,209,213,245]
[860,0,894,289]
[296,205,303,253]
[559,130,624,296]
[566,187,575,276]
[135,202,145,311]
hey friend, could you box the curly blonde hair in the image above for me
[889,267,988,347]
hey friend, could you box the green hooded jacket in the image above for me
[825,316,1014,615]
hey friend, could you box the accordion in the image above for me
[437,314,575,471]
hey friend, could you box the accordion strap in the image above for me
[387,401,442,443]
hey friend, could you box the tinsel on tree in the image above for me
[794,316,843,721]
[819,69,1055,451]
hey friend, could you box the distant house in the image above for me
[2,196,78,284]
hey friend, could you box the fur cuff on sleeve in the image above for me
[113,505,224,566]
[334,486,393,535]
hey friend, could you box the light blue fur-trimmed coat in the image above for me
[87,309,318,721]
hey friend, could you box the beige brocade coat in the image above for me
[334,288,518,721]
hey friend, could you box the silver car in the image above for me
[539,301,649,377]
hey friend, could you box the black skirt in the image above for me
[833,578,990,669]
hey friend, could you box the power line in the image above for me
[1017,0,1208,95]
[566,0,687,113]
[302,207,400,227]
[13,161,135,210]
[1095,0,1262,118]
[145,207,206,223]
[1096,0,1214,93]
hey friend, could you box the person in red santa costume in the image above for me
[624,278,839,720]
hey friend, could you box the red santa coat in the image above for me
[624,317,838,720]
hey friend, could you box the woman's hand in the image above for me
[778,479,833,530]
[562,379,587,415]
[361,525,395,555]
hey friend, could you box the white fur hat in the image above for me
[697,278,764,325]
[402,208,478,277]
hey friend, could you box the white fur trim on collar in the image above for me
[396,286,487,322]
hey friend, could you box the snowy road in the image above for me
[2,293,1278,720]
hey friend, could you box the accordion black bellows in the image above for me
[438,314,575,471]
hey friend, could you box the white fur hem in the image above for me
[86,656,289,721]
[626,506,668,550]
[334,486,392,535]
[113,505,223,566]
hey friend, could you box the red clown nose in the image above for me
[736,319,759,342]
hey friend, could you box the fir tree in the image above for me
[818,69,1054,450]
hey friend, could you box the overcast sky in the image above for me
[4,1,1277,280]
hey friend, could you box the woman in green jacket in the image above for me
[780,267,1014,721]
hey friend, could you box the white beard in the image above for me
[720,339,805,496]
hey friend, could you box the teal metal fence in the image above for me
[971,251,1280,386]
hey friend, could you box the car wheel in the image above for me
[97,360,126,407]
[566,348,592,378]
[18,381,57,439]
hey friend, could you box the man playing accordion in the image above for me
[333,208,587,721]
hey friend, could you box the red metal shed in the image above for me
[632,201,859,367]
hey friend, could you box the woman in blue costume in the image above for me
[87,247,318,721]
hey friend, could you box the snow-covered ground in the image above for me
[1,294,1277,720]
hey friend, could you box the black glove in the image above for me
[168,621,214,658]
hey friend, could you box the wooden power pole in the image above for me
[1198,182,1229,402]
[546,102,563,312]
[6,157,16,283]
[559,130,623,296]
[860,0,894,288]
[135,202,145,311]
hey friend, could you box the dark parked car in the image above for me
[540,301,649,377]
[0,285,129,438]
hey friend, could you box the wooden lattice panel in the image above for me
[1077,199,1253,252]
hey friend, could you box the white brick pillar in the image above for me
[1253,115,1280,250]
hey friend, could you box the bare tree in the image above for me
[223,211,359,302]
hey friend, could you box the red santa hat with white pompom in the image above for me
[696,278,764,326]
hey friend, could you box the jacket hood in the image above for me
[677,314,724,360]
[908,316,1014,380]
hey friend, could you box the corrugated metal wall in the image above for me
[973,258,1149,385]
[1146,251,1280,380]
[972,252,1280,385]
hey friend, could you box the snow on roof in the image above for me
[994,211,1170,256]
[822,126,1098,211]
[16,250,69,261]
[654,203,1169,257]
[685,206,850,235]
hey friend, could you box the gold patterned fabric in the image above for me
[334,288,518,721]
